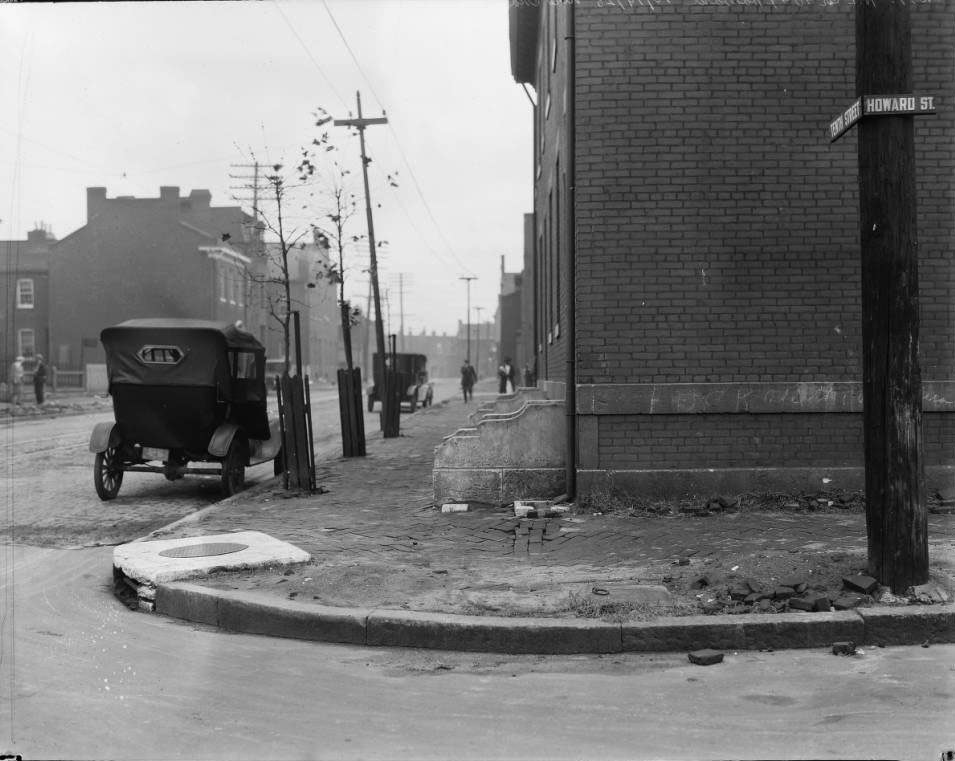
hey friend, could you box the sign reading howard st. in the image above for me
[828,93,936,141]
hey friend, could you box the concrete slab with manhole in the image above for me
[114,531,311,587]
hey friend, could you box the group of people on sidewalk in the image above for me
[6,354,46,405]
[459,357,520,402]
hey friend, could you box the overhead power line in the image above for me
[271,0,349,111]
[320,0,473,278]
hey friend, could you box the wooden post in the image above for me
[856,2,928,591]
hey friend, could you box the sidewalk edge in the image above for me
[153,582,955,655]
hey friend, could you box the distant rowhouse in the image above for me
[509,0,955,499]
[51,187,254,378]
[1,226,56,387]
[48,186,341,388]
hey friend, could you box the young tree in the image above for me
[240,157,312,374]
[302,157,362,371]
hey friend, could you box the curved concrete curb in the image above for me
[155,582,955,654]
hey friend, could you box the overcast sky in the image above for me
[1,0,532,337]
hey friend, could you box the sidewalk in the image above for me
[126,386,955,654]
[0,388,112,422]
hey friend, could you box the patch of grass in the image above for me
[565,590,700,623]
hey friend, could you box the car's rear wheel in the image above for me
[94,447,124,501]
[221,439,247,497]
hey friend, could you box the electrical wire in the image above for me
[320,0,475,279]
[271,0,349,113]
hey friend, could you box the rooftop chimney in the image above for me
[159,186,180,205]
[86,187,107,221]
[187,189,211,210]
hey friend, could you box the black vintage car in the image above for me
[366,352,433,413]
[88,319,282,500]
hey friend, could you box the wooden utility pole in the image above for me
[229,161,263,218]
[856,3,928,591]
[335,92,393,435]
[474,305,484,378]
[459,276,476,364]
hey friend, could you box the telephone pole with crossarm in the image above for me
[335,92,394,435]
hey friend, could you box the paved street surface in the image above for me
[3,545,955,760]
[4,382,955,759]
[0,383,377,548]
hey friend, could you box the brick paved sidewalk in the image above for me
[147,392,955,620]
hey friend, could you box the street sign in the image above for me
[863,94,936,116]
[828,93,937,142]
[829,98,863,142]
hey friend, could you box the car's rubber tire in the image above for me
[221,439,247,497]
[94,447,123,501]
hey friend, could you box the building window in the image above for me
[16,279,34,309]
[218,268,227,302]
[18,328,35,358]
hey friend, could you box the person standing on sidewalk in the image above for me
[460,359,476,402]
[505,357,515,393]
[8,356,24,405]
[32,354,47,405]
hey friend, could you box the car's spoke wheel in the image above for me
[94,447,124,501]
[221,439,246,496]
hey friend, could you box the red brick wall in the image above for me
[533,0,570,384]
[574,1,953,386]
[51,192,249,368]
[558,0,955,495]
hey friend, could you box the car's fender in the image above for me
[208,422,242,458]
[89,421,121,453]
[249,417,283,465]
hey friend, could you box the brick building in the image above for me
[509,1,955,499]
[402,329,468,380]
[498,254,526,381]
[1,226,56,388]
[51,187,254,375]
[254,233,341,381]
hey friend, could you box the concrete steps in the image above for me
[433,388,565,506]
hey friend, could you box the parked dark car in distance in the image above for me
[366,352,433,413]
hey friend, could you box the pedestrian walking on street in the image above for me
[8,356,24,405]
[33,354,47,405]
[497,362,507,393]
[460,359,476,402]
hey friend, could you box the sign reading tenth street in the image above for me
[829,94,937,142]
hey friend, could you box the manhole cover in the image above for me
[159,542,250,559]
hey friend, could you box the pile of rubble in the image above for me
[688,572,949,615]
